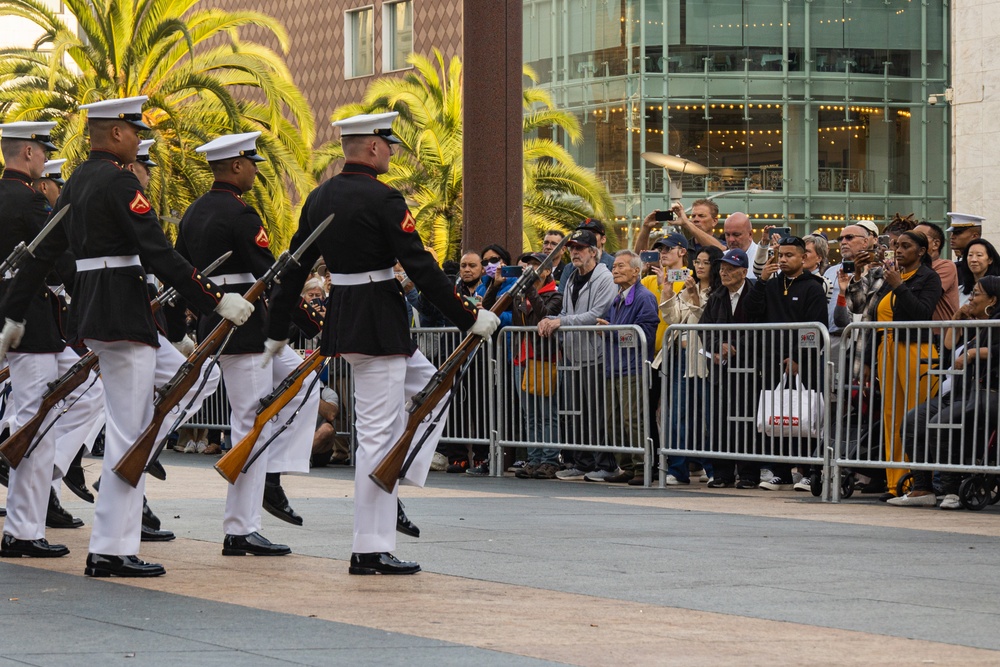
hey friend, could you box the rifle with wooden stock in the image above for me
[0,252,233,470]
[369,234,570,493]
[112,214,334,487]
[0,351,98,468]
[215,348,326,484]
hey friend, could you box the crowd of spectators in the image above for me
[159,211,1000,511]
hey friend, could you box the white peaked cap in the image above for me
[945,212,985,231]
[196,132,265,163]
[0,121,58,150]
[332,111,402,144]
[79,96,150,129]
[42,158,66,182]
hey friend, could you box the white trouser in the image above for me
[50,366,105,497]
[86,337,220,556]
[6,348,97,540]
[220,346,317,535]
[264,345,316,475]
[343,350,443,554]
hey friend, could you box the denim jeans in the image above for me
[516,365,560,465]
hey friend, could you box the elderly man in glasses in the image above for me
[825,224,873,335]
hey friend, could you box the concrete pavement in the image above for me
[2,455,999,665]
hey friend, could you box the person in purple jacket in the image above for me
[589,250,660,483]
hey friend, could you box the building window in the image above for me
[384,1,413,71]
[345,6,374,78]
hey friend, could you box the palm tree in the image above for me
[0,0,315,250]
[322,49,614,262]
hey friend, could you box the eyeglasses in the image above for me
[484,256,502,264]
[693,260,711,266]
[839,234,860,242]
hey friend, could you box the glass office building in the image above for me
[523,0,949,240]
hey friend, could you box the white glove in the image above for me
[469,310,500,339]
[260,338,287,367]
[171,335,196,357]
[0,318,26,360]
[214,293,254,326]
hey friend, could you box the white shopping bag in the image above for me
[756,373,824,438]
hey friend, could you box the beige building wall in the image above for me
[951,0,998,239]
[205,0,464,147]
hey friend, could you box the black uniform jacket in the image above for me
[176,181,322,354]
[0,151,223,346]
[0,170,68,353]
[267,162,477,357]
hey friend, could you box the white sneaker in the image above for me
[195,439,208,454]
[759,477,792,491]
[760,469,775,483]
[699,473,710,483]
[791,471,804,485]
[689,468,707,479]
[555,467,587,480]
[664,475,690,486]
[938,494,961,510]
[583,468,620,482]
[793,478,812,492]
[886,492,937,507]
[430,452,448,472]
[183,439,198,453]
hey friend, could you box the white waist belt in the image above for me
[328,268,395,286]
[210,272,256,285]
[76,255,141,272]
[2,270,14,280]
[146,274,159,286]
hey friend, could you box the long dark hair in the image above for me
[697,246,724,293]
[958,238,1000,295]
[898,230,933,267]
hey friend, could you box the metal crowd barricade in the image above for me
[495,325,653,485]
[411,327,495,464]
[832,320,1000,504]
[659,322,832,496]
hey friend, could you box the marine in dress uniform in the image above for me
[0,122,81,557]
[123,140,205,544]
[30,158,106,524]
[263,112,499,574]
[0,97,254,577]
[175,132,322,556]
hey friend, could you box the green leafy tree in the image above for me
[321,49,614,262]
[0,0,315,250]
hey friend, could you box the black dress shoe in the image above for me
[0,534,69,558]
[46,490,84,529]
[222,531,291,556]
[396,499,420,538]
[84,553,165,577]
[0,458,9,487]
[146,459,166,481]
[64,447,95,503]
[142,498,161,531]
[0,506,5,517]
[349,552,420,575]
[262,483,303,526]
[141,525,175,542]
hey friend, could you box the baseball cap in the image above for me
[566,229,597,248]
[652,232,688,250]
[856,220,880,237]
[577,218,606,235]
[718,248,749,269]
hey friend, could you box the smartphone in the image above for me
[640,250,660,264]
[654,209,675,222]
[842,259,855,273]
[773,226,792,239]
[883,250,895,264]
[666,268,690,283]
[500,265,523,278]
[878,234,891,249]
